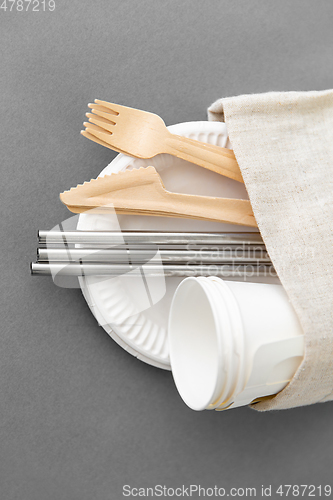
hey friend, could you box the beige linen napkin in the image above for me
[208,90,333,411]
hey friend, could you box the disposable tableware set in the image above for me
[32,100,271,277]
[31,100,304,411]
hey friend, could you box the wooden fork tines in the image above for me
[60,167,256,227]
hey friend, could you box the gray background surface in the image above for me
[1,1,333,499]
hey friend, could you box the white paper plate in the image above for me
[76,121,262,370]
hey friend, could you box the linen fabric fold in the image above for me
[208,89,333,411]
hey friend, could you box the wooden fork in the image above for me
[81,99,243,183]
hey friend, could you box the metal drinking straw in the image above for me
[31,262,276,278]
[38,230,265,246]
[37,248,271,264]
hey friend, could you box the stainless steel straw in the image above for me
[31,262,276,278]
[37,248,271,264]
[38,231,264,246]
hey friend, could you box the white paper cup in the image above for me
[168,277,304,411]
